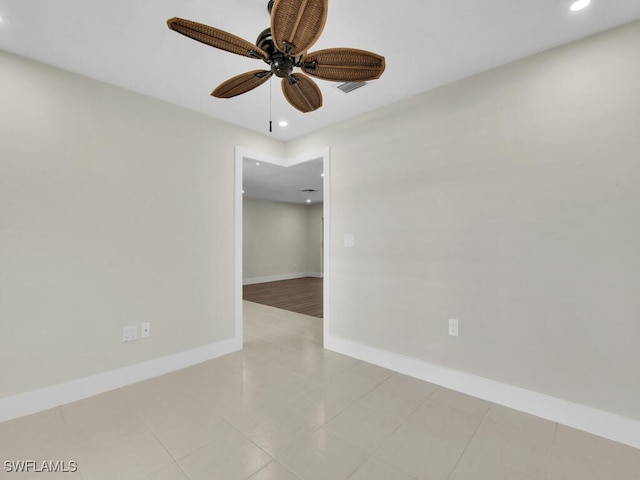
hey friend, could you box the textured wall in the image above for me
[287,21,640,420]
[0,51,284,397]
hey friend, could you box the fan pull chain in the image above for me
[269,77,273,133]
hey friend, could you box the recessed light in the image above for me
[242,190,245,194]
[570,0,590,11]
[306,199,311,204]
[279,121,289,127]
[321,173,324,177]
[255,162,260,166]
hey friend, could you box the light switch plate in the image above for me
[344,234,354,247]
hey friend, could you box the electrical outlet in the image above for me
[122,325,137,343]
[448,318,459,337]
[141,322,151,338]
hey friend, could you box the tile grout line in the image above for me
[142,384,279,479]
[242,460,303,480]
[454,412,542,480]
[546,422,560,480]
[353,383,439,480]
[444,402,494,480]
[128,357,287,479]
[129,394,195,480]
[54,405,85,478]
[193,353,335,477]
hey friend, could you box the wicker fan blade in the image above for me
[301,48,386,82]
[212,70,272,98]
[270,0,328,56]
[168,17,267,59]
[282,74,323,113]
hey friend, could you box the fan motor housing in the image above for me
[256,28,277,56]
[271,53,294,78]
[257,28,295,78]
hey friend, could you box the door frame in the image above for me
[234,146,331,346]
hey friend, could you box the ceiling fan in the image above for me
[167,0,386,113]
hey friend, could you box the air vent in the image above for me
[301,189,317,193]
[336,81,368,94]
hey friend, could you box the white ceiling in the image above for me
[2,1,639,204]
[243,157,324,205]
[1,0,639,143]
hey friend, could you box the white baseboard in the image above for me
[243,272,323,285]
[325,335,640,449]
[0,337,241,423]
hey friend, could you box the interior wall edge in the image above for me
[0,336,241,423]
[325,335,640,450]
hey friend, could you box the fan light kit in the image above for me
[167,0,385,115]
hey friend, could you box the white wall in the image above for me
[287,21,640,421]
[0,50,284,399]
[243,197,322,282]
[306,203,323,274]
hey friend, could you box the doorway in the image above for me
[234,146,331,346]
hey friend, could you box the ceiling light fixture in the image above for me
[306,199,311,204]
[255,162,260,166]
[279,121,288,127]
[570,0,591,11]
[321,173,324,177]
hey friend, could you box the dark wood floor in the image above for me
[243,277,323,318]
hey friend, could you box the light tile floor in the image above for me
[1,301,640,479]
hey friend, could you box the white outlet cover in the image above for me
[448,319,459,337]
[141,322,150,338]
[122,325,138,343]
